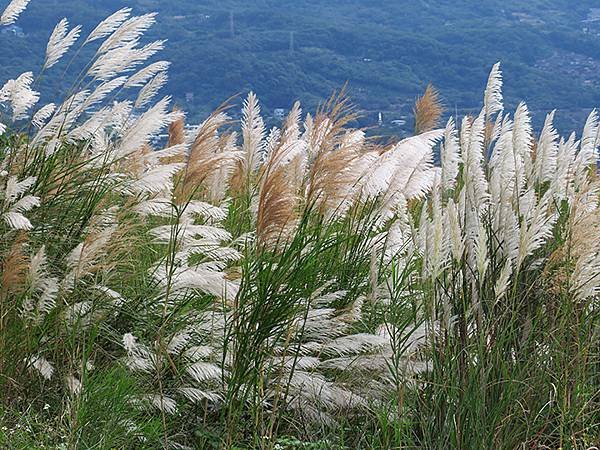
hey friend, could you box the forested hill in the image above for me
[2,0,600,134]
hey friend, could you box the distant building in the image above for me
[378,112,383,126]
[274,108,286,121]
[1,25,25,38]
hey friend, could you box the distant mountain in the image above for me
[2,0,600,134]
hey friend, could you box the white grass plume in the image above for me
[116,96,179,158]
[574,109,600,190]
[135,71,168,109]
[88,40,165,81]
[45,18,82,70]
[0,71,40,120]
[31,104,56,129]
[441,117,461,192]
[97,13,157,54]
[28,355,55,380]
[2,175,39,230]
[126,61,171,88]
[85,7,132,44]
[0,0,30,25]
[484,62,503,120]
[534,111,559,185]
[241,92,266,175]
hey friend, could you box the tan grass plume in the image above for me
[256,140,300,250]
[179,106,232,202]
[414,84,444,135]
[168,108,186,148]
[1,232,29,298]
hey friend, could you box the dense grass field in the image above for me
[1,2,599,449]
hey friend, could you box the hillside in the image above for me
[2,0,600,133]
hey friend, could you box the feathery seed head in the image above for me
[414,84,444,135]
[0,0,30,25]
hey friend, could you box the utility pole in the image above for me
[229,11,235,37]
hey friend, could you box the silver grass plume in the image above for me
[31,103,56,129]
[515,190,557,271]
[446,198,464,262]
[551,134,578,201]
[428,175,449,279]
[241,92,266,176]
[494,259,513,302]
[0,0,30,25]
[116,96,180,158]
[533,111,559,185]
[135,71,168,108]
[569,180,600,301]
[125,61,171,88]
[44,18,81,69]
[23,247,59,323]
[85,7,132,44]
[461,113,489,213]
[441,117,460,192]
[512,102,534,188]
[79,76,127,112]
[0,71,40,120]
[88,39,166,81]
[97,13,157,55]
[489,115,516,206]
[2,175,39,230]
[27,355,55,380]
[484,62,503,120]
[364,130,442,222]
[574,109,600,190]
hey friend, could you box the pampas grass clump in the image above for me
[0,3,598,449]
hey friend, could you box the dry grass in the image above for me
[180,106,233,201]
[167,109,185,148]
[256,142,299,249]
[414,84,444,135]
[305,89,363,211]
[0,232,29,297]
